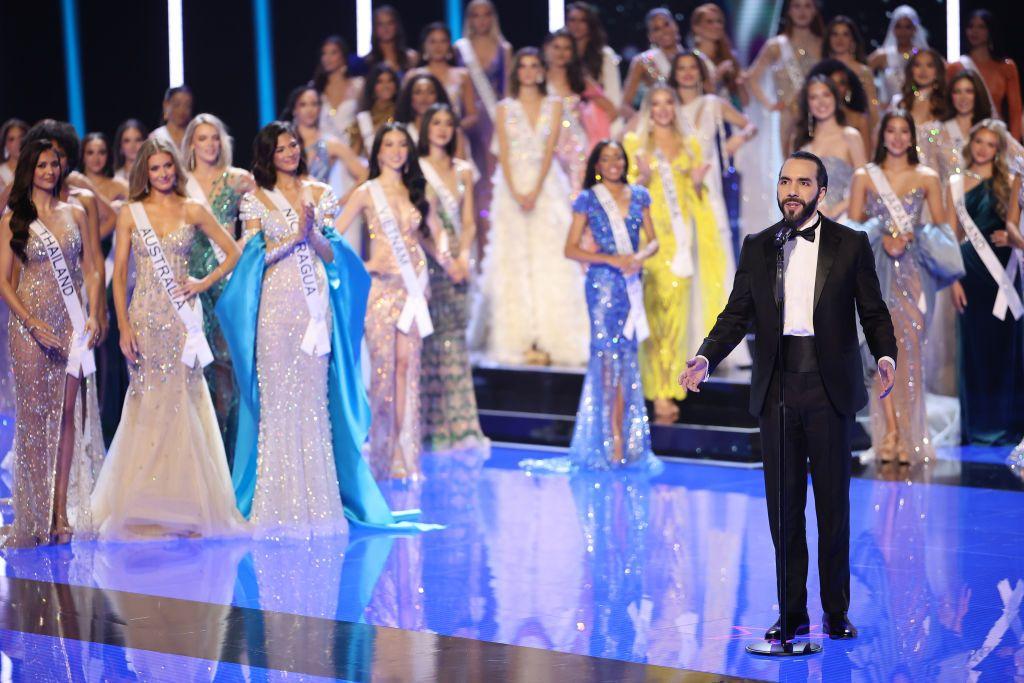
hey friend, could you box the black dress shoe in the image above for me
[822,612,858,639]
[764,613,810,641]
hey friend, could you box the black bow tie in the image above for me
[789,218,820,243]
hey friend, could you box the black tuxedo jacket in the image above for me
[697,215,898,417]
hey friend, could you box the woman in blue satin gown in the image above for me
[563,140,661,471]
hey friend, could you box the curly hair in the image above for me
[963,118,1011,220]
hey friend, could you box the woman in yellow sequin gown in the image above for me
[624,84,726,420]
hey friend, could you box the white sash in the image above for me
[263,186,332,356]
[408,125,420,145]
[357,111,376,155]
[949,174,1024,320]
[592,184,650,342]
[943,119,965,156]
[776,36,805,96]
[28,220,96,378]
[127,202,214,368]
[958,56,1000,116]
[367,180,432,337]
[867,164,928,313]
[418,159,462,237]
[0,164,12,186]
[456,38,498,122]
[653,149,694,277]
[649,49,672,80]
[185,174,228,264]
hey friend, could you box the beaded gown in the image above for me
[420,159,486,452]
[568,186,658,471]
[479,97,588,366]
[188,171,244,465]
[455,40,504,236]
[91,204,246,541]
[4,212,103,547]
[236,188,350,537]
[553,94,589,198]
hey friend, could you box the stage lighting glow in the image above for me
[548,0,564,32]
[946,0,960,64]
[168,0,184,86]
[357,0,372,57]
[253,0,276,125]
[60,0,86,134]
[447,0,463,41]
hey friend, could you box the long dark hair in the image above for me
[544,30,585,95]
[367,122,428,234]
[825,16,867,64]
[82,132,114,177]
[280,84,320,124]
[667,50,712,93]
[368,5,412,72]
[944,70,993,124]
[509,47,547,98]
[808,59,867,113]
[873,110,920,165]
[313,35,348,93]
[114,118,149,171]
[416,104,459,159]
[794,75,847,150]
[395,73,452,124]
[23,119,80,176]
[419,22,456,66]
[566,2,607,81]
[358,64,400,113]
[8,140,62,261]
[1,118,28,162]
[964,9,1002,58]
[583,139,629,189]
[778,0,825,37]
[901,48,950,121]
[251,121,309,189]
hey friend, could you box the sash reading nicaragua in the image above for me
[418,159,462,237]
[127,202,214,368]
[653,149,694,277]
[357,111,376,156]
[456,38,498,122]
[949,173,1023,320]
[262,186,332,356]
[865,163,928,313]
[28,220,96,378]
[592,184,650,342]
[776,36,806,96]
[185,174,228,264]
[367,180,433,337]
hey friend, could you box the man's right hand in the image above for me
[678,356,709,393]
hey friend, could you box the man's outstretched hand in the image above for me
[678,356,709,393]
[878,359,896,399]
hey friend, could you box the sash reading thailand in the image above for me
[263,186,332,356]
[127,202,214,368]
[28,220,96,378]
[866,163,928,313]
[592,184,650,342]
[653,149,694,277]
[367,180,433,337]
[185,174,228,264]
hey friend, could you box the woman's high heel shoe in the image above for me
[877,431,898,463]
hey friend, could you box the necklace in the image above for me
[963,169,986,181]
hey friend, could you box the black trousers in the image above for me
[758,341,853,617]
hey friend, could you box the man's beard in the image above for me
[778,194,819,228]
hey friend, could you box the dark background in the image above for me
[2,0,1017,167]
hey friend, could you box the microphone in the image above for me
[774,224,793,248]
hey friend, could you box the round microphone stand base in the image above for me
[746,640,823,657]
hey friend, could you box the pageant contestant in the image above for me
[182,113,256,464]
[113,119,148,183]
[394,73,455,147]
[893,48,949,173]
[349,64,400,157]
[362,5,419,77]
[91,138,246,540]
[82,133,129,204]
[868,5,929,108]
[151,85,194,155]
[417,105,487,452]
[825,16,880,129]
[282,85,366,188]
[563,140,660,471]
[334,122,431,480]
[0,119,26,194]
[543,29,592,198]
[621,8,685,117]
[0,140,105,547]
[415,22,478,128]
[847,111,964,465]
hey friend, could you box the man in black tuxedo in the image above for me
[680,152,897,641]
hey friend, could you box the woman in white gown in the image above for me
[479,47,587,366]
[91,138,245,541]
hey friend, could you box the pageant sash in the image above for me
[185,174,228,264]
[456,38,499,122]
[959,56,1000,115]
[943,119,966,172]
[653,149,694,277]
[0,164,12,187]
[950,173,1023,320]
[367,180,432,337]
[592,184,650,342]
[357,111,376,155]
[28,220,96,378]
[776,36,805,96]
[648,48,672,80]
[866,164,915,237]
[418,159,462,237]
[263,186,332,356]
[128,202,214,368]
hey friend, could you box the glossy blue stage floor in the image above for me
[1,441,1022,681]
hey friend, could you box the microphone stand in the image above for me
[747,224,821,657]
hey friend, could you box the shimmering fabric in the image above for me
[91,211,246,541]
[478,97,588,366]
[567,187,659,472]
[554,94,589,198]
[188,171,244,464]
[4,215,103,548]
[956,180,1024,445]
[623,132,726,401]
[819,155,854,218]
[306,139,332,183]
[0,300,13,418]
[456,42,504,231]
[420,164,487,452]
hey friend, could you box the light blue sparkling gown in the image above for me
[307,139,332,183]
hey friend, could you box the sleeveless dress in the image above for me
[553,93,589,198]
[306,139,332,184]
[420,160,486,452]
[957,180,1024,445]
[4,213,103,547]
[479,97,588,366]
[456,40,504,231]
[90,206,246,540]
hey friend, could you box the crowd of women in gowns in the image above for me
[2,1,1024,547]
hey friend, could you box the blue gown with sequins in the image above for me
[568,186,660,472]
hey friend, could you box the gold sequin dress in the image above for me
[4,210,104,548]
[238,188,350,538]
[90,204,246,540]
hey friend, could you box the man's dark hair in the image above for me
[785,150,828,190]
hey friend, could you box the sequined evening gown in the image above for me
[4,212,103,547]
[91,203,246,540]
[568,186,658,471]
[420,160,486,452]
[237,188,350,537]
[819,155,854,218]
[553,94,589,198]
[188,171,244,465]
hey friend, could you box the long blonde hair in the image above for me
[129,138,188,201]
[182,113,234,171]
[462,0,506,43]
[963,118,1012,220]
[635,83,694,159]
